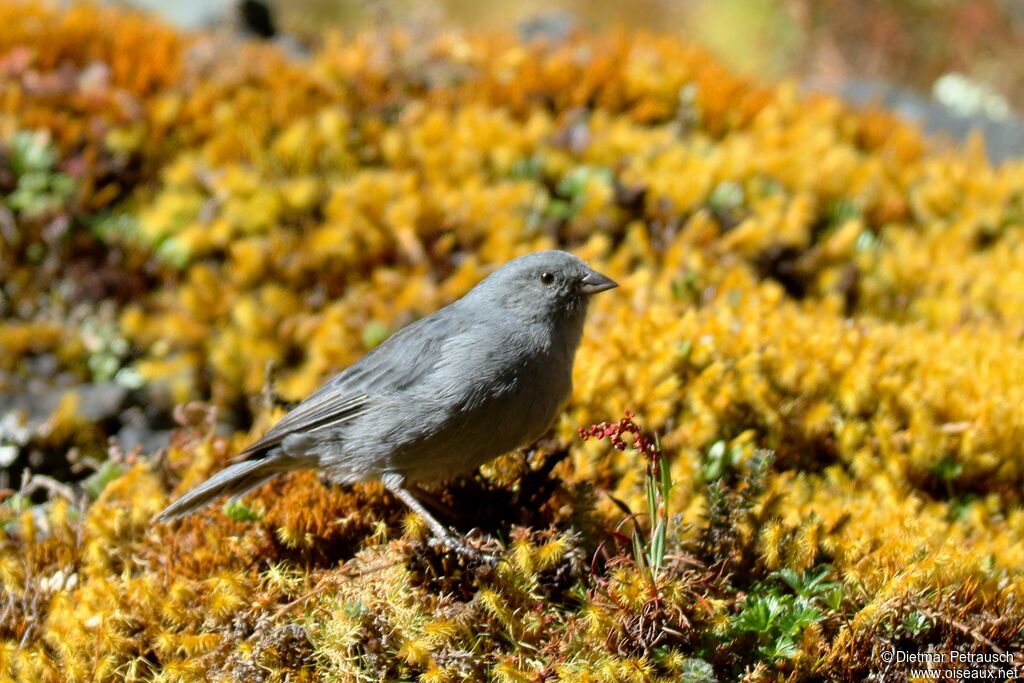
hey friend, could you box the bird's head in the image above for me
[466,250,618,323]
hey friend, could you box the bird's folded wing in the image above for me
[332,307,459,392]
[234,304,460,461]
[234,391,371,460]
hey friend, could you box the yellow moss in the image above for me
[3,2,1024,679]
[758,519,785,570]
[535,534,571,572]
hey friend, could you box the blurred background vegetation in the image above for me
[134,0,1024,112]
[129,0,1024,163]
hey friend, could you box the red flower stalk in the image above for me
[579,410,661,463]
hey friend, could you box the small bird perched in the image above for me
[155,250,617,555]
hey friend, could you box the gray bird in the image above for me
[155,250,617,554]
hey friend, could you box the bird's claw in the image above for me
[427,531,499,565]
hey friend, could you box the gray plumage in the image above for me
[155,250,617,531]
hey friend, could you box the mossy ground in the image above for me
[1,2,1024,681]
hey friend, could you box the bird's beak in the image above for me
[578,268,618,295]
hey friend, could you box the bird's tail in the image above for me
[154,455,315,523]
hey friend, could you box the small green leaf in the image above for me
[708,180,744,214]
[10,130,57,175]
[679,657,718,683]
[556,165,612,200]
[931,457,963,482]
[773,568,801,593]
[155,236,191,269]
[4,493,30,514]
[362,320,390,350]
[82,460,125,500]
[508,155,543,180]
[824,198,860,226]
[632,527,648,576]
[542,198,576,220]
[901,610,931,636]
[649,517,666,571]
[703,440,730,481]
[223,499,260,522]
[763,635,800,661]
[645,463,658,524]
[855,229,879,253]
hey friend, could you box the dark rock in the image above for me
[518,11,578,44]
[116,406,171,455]
[0,381,126,436]
[832,78,1024,165]
[238,0,276,39]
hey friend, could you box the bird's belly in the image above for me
[386,372,570,483]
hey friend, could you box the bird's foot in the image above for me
[427,528,499,565]
[382,475,498,564]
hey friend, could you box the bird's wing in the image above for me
[233,390,372,460]
[234,304,460,460]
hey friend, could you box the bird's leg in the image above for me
[381,473,492,563]
[386,480,455,542]
[408,483,460,520]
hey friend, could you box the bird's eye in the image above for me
[539,271,555,285]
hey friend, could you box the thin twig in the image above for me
[916,605,1005,654]
[21,474,77,503]
[273,558,403,618]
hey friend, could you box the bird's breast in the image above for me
[380,340,572,482]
